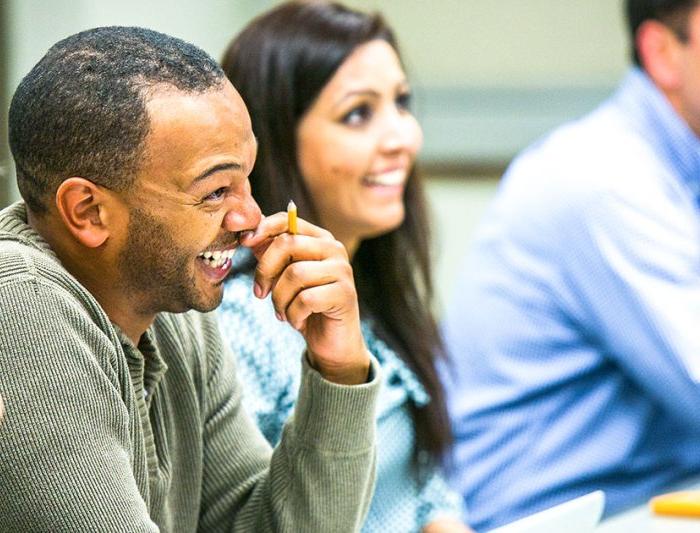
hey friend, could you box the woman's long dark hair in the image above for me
[222,0,451,463]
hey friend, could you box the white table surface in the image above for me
[597,482,700,532]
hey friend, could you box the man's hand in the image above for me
[240,212,370,385]
[422,518,474,533]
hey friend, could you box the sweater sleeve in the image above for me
[0,277,158,532]
[198,318,381,533]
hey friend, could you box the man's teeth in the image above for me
[198,248,236,268]
[364,169,405,186]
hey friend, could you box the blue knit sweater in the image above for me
[218,263,464,532]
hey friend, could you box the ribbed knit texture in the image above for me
[0,201,380,532]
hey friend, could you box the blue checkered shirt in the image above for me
[442,67,700,531]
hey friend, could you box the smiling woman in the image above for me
[217,2,470,532]
[295,38,423,254]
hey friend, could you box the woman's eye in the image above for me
[203,187,228,202]
[396,92,412,111]
[341,104,372,126]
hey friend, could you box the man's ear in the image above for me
[637,19,685,91]
[55,177,111,248]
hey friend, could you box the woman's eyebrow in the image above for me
[334,89,379,109]
[333,80,409,109]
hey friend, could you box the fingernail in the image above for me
[254,282,263,298]
[275,311,284,321]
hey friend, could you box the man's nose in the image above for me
[223,193,262,233]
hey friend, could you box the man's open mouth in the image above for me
[197,247,237,269]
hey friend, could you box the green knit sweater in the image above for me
[0,202,380,532]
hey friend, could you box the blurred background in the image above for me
[0,0,628,311]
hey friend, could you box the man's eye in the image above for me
[341,104,372,126]
[203,187,227,202]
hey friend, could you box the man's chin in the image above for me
[153,284,224,315]
[189,289,225,314]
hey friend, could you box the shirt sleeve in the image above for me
[564,177,700,428]
[198,314,382,532]
[0,278,159,532]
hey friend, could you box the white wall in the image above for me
[6,0,629,93]
[341,0,628,88]
[5,0,273,94]
[425,177,498,314]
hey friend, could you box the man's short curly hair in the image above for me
[8,26,225,214]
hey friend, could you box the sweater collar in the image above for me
[0,201,61,261]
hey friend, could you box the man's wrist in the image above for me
[319,359,371,385]
[306,350,372,385]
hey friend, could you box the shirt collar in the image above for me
[614,67,700,199]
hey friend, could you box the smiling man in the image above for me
[0,27,379,531]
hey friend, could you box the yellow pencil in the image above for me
[287,199,298,235]
[650,491,700,517]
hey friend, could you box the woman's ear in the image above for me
[54,177,111,248]
[637,19,685,91]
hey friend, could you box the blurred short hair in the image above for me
[626,0,700,65]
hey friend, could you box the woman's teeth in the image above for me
[198,248,236,269]
[364,169,406,186]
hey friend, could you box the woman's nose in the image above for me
[379,110,421,154]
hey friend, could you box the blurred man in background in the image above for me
[444,1,700,530]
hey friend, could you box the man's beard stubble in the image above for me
[117,206,221,315]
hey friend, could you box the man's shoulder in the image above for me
[494,105,669,225]
[0,236,117,343]
[0,240,122,379]
[0,203,70,285]
[0,237,77,300]
[510,105,662,190]
[0,236,56,278]
[473,104,673,254]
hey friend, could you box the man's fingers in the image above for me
[255,235,348,298]
[284,282,350,331]
[240,211,333,249]
[271,259,352,320]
